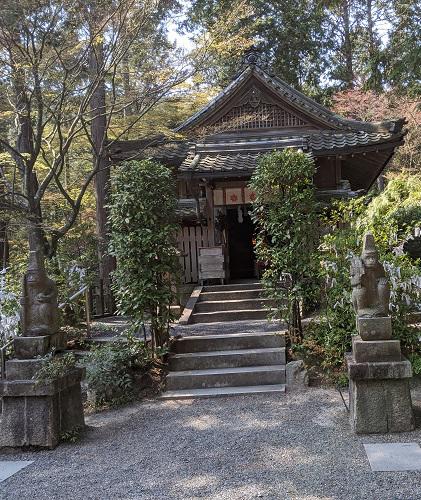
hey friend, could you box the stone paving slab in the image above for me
[364,443,421,471]
[0,461,33,482]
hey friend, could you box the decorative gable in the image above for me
[200,85,310,133]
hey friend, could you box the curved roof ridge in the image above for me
[175,62,405,135]
[256,67,404,133]
[174,66,253,132]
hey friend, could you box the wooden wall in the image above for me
[177,226,211,283]
[314,157,340,189]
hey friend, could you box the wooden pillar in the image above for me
[205,183,215,246]
[335,156,342,186]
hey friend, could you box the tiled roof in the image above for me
[308,130,400,150]
[180,152,258,174]
[178,130,402,175]
[175,64,405,134]
[108,139,190,164]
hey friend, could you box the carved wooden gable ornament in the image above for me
[203,83,311,133]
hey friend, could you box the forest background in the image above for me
[0,0,419,339]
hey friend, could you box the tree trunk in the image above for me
[0,221,9,269]
[89,24,115,290]
[366,0,382,91]
[122,53,133,133]
[342,0,354,88]
[13,61,46,256]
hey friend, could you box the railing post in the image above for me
[1,345,5,379]
[98,279,105,316]
[85,288,91,338]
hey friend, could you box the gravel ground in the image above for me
[2,387,421,500]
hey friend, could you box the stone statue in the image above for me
[350,232,390,317]
[20,249,59,336]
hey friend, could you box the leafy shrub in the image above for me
[60,427,83,444]
[408,354,421,376]
[109,160,180,348]
[249,149,319,341]
[0,266,22,343]
[298,173,421,378]
[63,325,89,349]
[84,334,158,407]
[35,353,77,384]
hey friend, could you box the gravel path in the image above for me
[2,387,421,500]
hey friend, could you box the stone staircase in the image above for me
[190,282,273,324]
[162,331,286,399]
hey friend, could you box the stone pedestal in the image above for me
[13,330,67,359]
[346,317,415,434]
[346,354,415,433]
[0,367,85,449]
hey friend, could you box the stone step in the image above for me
[169,347,286,370]
[161,384,286,400]
[202,282,262,292]
[198,289,263,301]
[166,365,286,391]
[195,298,274,313]
[191,308,270,323]
[174,332,285,353]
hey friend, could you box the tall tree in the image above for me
[86,2,114,286]
[185,0,331,94]
[327,0,357,89]
[387,0,421,94]
[0,0,193,327]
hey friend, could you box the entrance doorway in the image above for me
[226,207,256,279]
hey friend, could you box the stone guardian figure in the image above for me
[346,231,415,434]
[350,232,390,318]
[20,249,59,337]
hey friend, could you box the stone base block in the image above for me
[352,336,402,363]
[0,367,85,449]
[357,316,392,341]
[14,330,67,359]
[349,378,415,434]
[5,359,47,381]
[346,353,412,380]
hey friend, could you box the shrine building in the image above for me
[110,49,405,284]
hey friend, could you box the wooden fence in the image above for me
[88,278,115,317]
[177,226,210,283]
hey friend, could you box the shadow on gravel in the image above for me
[413,403,421,428]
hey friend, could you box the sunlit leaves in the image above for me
[108,159,180,346]
[249,149,319,333]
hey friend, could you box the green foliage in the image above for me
[186,0,330,93]
[0,266,21,341]
[84,334,157,407]
[360,175,421,250]
[386,0,421,95]
[408,354,421,376]
[301,173,421,377]
[108,160,180,347]
[249,149,319,338]
[187,0,419,97]
[35,353,77,385]
[60,427,83,444]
